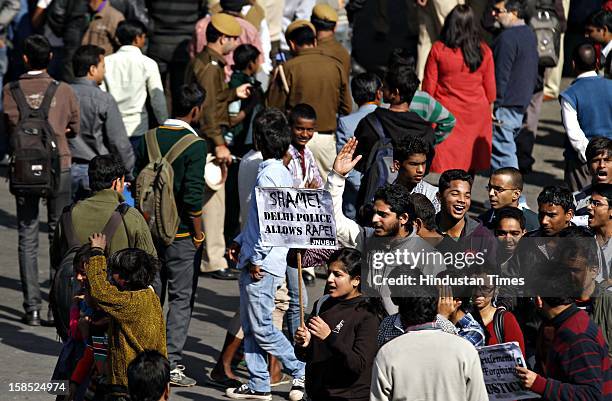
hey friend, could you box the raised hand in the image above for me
[333,137,362,176]
[89,233,107,250]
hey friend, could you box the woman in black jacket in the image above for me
[294,248,383,401]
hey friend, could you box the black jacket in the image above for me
[295,295,380,401]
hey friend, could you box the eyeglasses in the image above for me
[492,7,508,15]
[486,184,517,194]
[587,198,609,208]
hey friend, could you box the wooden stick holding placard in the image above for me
[297,249,304,327]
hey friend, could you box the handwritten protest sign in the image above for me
[255,187,337,249]
[477,342,540,401]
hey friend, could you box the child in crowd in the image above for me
[127,351,171,401]
[294,248,383,401]
[287,103,324,287]
[287,103,324,189]
[86,233,166,400]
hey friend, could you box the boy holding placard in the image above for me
[227,108,306,401]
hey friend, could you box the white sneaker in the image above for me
[288,376,305,401]
[170,365,196,387]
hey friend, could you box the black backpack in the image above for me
[8,81,61,198]
[358,114,397,205]
[493,308,506,343]
[49,203,130,341]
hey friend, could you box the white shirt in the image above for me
[560,71,599,162]
[603,40,612,59]
[161,119,198,136]
[241,4,272,74]
[102,45,168,138]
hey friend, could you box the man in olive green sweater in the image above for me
[134,83,207,387]
[51,154,157,277]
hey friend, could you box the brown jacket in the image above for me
[81,3,125,55]
[184,47,238,146]
[3,72,80,170]
[267,47,351,132]
[317,36,351,79]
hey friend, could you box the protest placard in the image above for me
[255,187,337,249]
[477,342,540,401]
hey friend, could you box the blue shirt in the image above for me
[236,158,293,277]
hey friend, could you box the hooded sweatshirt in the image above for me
[295,295,381,401]
[353,107,436,174]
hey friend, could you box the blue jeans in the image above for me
[491,107,524,170]
[285,266,307,340]
[71,163,90,202]
[239,269,305,392]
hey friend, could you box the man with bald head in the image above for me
[560,43,612,192]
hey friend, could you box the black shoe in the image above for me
[41,309,55,327]
[226,384,272,400]
[22,311,41,326]
[302,272,315,287]
[203,269,238,280]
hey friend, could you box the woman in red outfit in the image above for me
[422,4,496,174]
[471,266,525,355]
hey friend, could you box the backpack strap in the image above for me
[493,308,505,343]
[164,134,200,164]
[101,203,131,244]
[145,128,162,162]
[367,112,387,141]
[10,81,32,120]
[38,81,60,119]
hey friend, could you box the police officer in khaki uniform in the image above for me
[310,4,351,79]
[267,20,351,181]
[185,13,251,280]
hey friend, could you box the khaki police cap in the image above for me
[211,13,242,37]
[285,19,316,41]
[312,4,338,22]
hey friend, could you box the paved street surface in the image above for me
[0,92,568,400]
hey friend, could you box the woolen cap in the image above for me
[285,19,316,40]
[312,4,338,22]
[211,13,242,37]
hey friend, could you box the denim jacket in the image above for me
[236,158,293,277]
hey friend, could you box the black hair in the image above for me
[373,184,416,228]
[537,185,575,213]
[107,248,160,291]
[311,15,336,31]
[393,136,429,162]
[492,167,523,190]
[23,34,51,70]
[127,350,170,401]
[351,72,382,105]
[73,45,105,78]
[532,262,576,307]
[397,285,439,327]
[73,243,94,274]
[253,108,291,160]
[116,20,148,46]
[206,23,223,43]
[438,169,473,194]
[440,5,483,72]
[411,193,437,230]
[572,42,598,72]
[287,26,316,46]
[88,154,127,193]
[591,183,612,206]
[387,47,416,70]
[328,247,361,279]
[586,136,612,162]
[288,103,316,126]
[173,83,205,118]
[556,226,599,265]
[503,0,527,19]
[233,44,260,71]
[587,9,612,31]
[384,63,420,103]
[494,206,526,230]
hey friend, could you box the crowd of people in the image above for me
[0,0,611,400]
